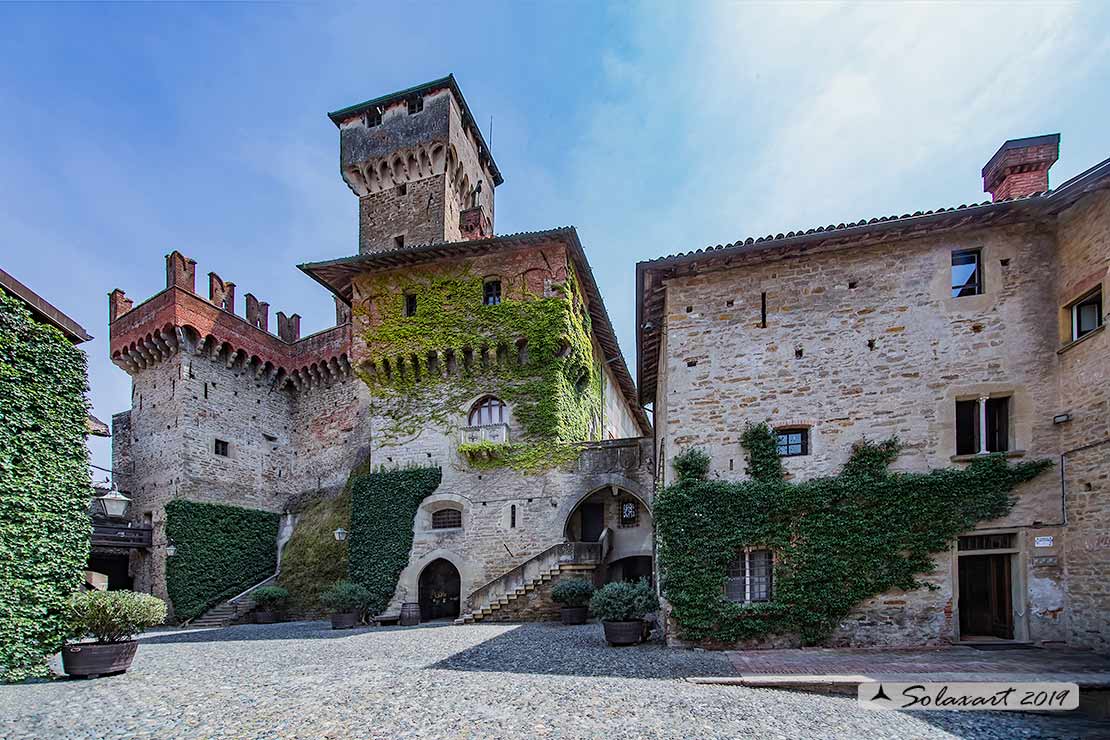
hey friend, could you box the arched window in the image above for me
[468,396,505,426]
[431,508,462,530]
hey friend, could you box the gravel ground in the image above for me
[1,621,1106,739]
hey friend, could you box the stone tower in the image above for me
[328,75,503,253]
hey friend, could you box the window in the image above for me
[483,279,502,306]
[394,234,405,250]
[775,428,809,457]
[365,109,381,128]
[468,396,505,426]
[396,183,407,196]
[955,396,1010,455]
[431,508,462,530]
[510,504,517,529]
[214,439,229,457]
[726,549,773,604]
[407,96,424,115]
[951,250,983,297]
[958,533,1016,551]
[1071,288,1103,341]
[619,500,639,528]
[404,293,417,317]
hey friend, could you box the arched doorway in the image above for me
[418,558,461,621]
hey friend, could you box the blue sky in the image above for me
[2,2,1108,474]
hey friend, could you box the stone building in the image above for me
[637,135,1109,650]
[107,76,653,623]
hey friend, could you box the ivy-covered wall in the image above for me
[348,466,442,615]
[655,423,1051,646]
[278,490,350,615]
[352,253,604,472]
[164,500,280,622]
[0,290,91,682]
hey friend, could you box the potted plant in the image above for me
[551,578,594,625]
[319,581,371,629]
[590,579,658,646]
[251,586,289,624]
[62,590,167,678]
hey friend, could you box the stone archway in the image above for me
[418,558,461,621]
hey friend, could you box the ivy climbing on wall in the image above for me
[654,423,1052,646]
[0,290,91,682]
[353,260,603,472]
[277,490,350,615]
[347,466,443,615]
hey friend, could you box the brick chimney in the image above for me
[982,134,1060,201]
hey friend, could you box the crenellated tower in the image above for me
[328,75,502,253]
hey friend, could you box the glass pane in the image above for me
[955,400,979,455]
[951,251,981,297]
[1077,297,1101,337]
[725,577,745,602]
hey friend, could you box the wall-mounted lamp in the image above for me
[333,527,348,542]
[1053,413,1073,425]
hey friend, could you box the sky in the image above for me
[2,1,1108,476]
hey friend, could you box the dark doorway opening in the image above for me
[609,556,653,586]
[419,559,461,621]
[579,503,605,543]
[958,553,1013,639]
[87,552,133,590]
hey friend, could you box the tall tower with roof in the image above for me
[328,75,503,253]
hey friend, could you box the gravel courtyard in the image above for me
[1,621,1105,739]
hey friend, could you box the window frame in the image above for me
[403,293,417,317]
[468,395,506,426]
[407,96,424,115]
[618,499,640,529]
[726,548,774,605]
[1070,287,1103,342]
[483,278,502,306]
[431,508,462,530]
[775,427,809,457]
[214,439,230,457]
[951,249,984,298]
[955,395,1011,455]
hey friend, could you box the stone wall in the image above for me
[358,175,448,253]
[654,220,1072,647]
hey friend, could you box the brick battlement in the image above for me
[109,252,351,391]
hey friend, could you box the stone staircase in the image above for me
[455,541,603,625]
[188,575,276,628]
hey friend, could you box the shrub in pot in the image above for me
[551,578,594,625]
[319,581,371,630]
[62,590,167,678]
[251,586,289,624]
[589,579,658,646]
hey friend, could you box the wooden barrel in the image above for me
[400,602,420,626]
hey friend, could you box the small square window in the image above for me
[483,279,502,306]
[397,183,407,196]
[619,500,639,528]
[775,428,809,457]
[956,396,1010,455]
[214,439,229,457]
[404,294,417,317]
[1071,288,1103,341]
[394,234,405,250]
[407,97,424,115]
[951,249,983,297]
[366,109,381,128]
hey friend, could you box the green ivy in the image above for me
[353,261,604,472]
[347,466,442,615]
[164,500,279,622]
[655,423,1052,645]
[278,490,350,614]
[0,289,91,682]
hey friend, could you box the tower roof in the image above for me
[327,74,503,186]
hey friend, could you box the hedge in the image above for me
[348,466,442,615]
[655,423,1052,645]
[164,500,280,622]
[0,289,92,681]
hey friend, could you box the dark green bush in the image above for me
[251,586,289,608]
[655,422,1052,645]
[68,591,166,643]
[551,578,594,607]
[348,466,442,615]
[589,580,658,622]
[164,500,280,622]
[672,448,710,482]
[0,289,92,681]
[319,581,372,613]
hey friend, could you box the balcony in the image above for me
[91,523,153,549]
[459,423,509,445]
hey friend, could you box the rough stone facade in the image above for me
[641,138,1109,650]
[107,78,650,624]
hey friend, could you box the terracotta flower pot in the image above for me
[330,611,359,630]
[560,606,588,625]
[255,609,275,624]
[62,641,138,678]
[602,620,644,646]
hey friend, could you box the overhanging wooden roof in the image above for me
[300,227,652,435]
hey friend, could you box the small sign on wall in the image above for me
[1032,556,1058,567]
[1034,536,1054,548]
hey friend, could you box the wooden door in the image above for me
[989,554,1014,639]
